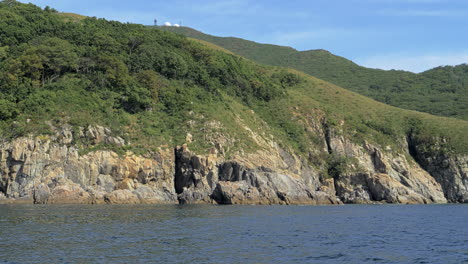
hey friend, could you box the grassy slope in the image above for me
[164,27,468,156]
[162,27,468,121]
[1,5,466,160]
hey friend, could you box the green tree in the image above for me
[32,37,79,83]
[0,46,8,60]
[159,52,188,79]
[0,99,18,120]
[94,55,130,89]
[135,70,163,100]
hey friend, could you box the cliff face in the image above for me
[407,135,468,203]
[0,121,465,205]
[328,136,447,204]
[0,126,177,204]
[174,145,338,205]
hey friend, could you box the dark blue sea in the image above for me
[0,204,466,263]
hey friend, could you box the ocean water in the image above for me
[0,204,466,264]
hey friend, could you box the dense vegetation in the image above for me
[0,1,466,161]
[162,27,468,121]
[0,0,304,153]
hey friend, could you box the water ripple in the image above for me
[0,204,467,263]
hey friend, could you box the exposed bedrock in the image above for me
[0,123,465,205]
[407,134,468,203]
[327,134,447,204]
[0,126,177,204]
[174,145,339,205]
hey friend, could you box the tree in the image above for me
[135,70,163,100]
[94,55,130,89]
[0,46,8,61]
[159,52,188,79]
[0,99,18,120]
[0,9,31,45]
[127,32,145,56]
[32,37,79,84]
[127,44,163,73]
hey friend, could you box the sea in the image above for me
[0,204,466,263]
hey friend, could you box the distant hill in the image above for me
[161,26,468,121]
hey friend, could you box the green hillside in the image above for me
[0,0,466,162]
[162,27,468,121]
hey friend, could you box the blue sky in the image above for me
[18,0,468,73]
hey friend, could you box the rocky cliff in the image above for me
[0,125,177,204]
[0,120,466,205]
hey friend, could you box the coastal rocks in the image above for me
[33,183,51,204]
[330,138,447,204]
[334,172,434,204]
[104,190,140,204]
[0,136,177,204]
[103,186,176,204]
[0,120,466,205]
[33,179,92,204]
[409,142,468,203]
[174,145,218,204]
[211,171,337,205]
[174,146,340,205]
[211,181,264,204]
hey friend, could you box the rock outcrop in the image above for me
[407,135,468,203]
[0,121,465,205]
[0,126,177,204]
[174,138,339,205]
[326,132,447,204]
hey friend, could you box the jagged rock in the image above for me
[115,178,135,190]
[318,178,336,197]
[335,169,446,204]
[175,146,338,205]
[178,188,213,204]
[0,120,465,205]
[47,179,92,204]
[311,191,342,205]
[133,185,176,204]
[97,174,116,192]
[186,133,193,143]
[174,146,218,202]
[86,187,107,204]
[102,186,176,204]
[85,125,125,146]
[33,183,51,204]
[328,137,448,204]
[59,126,74,145]
[408,139,468,203]
[212,181,264,204]
[33,179,92,204]
[0,136,177,204]
[104,190,140,204]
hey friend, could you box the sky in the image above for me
[17,0,468,73]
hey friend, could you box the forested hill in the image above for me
[0,1,307,149]
[0,0,466,157]
[162,26,468,121]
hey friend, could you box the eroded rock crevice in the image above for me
[321,120,333,155]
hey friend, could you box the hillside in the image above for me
[0,1,467,205]
[162,27,468,121]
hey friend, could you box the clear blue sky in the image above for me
[18,0,468,73]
